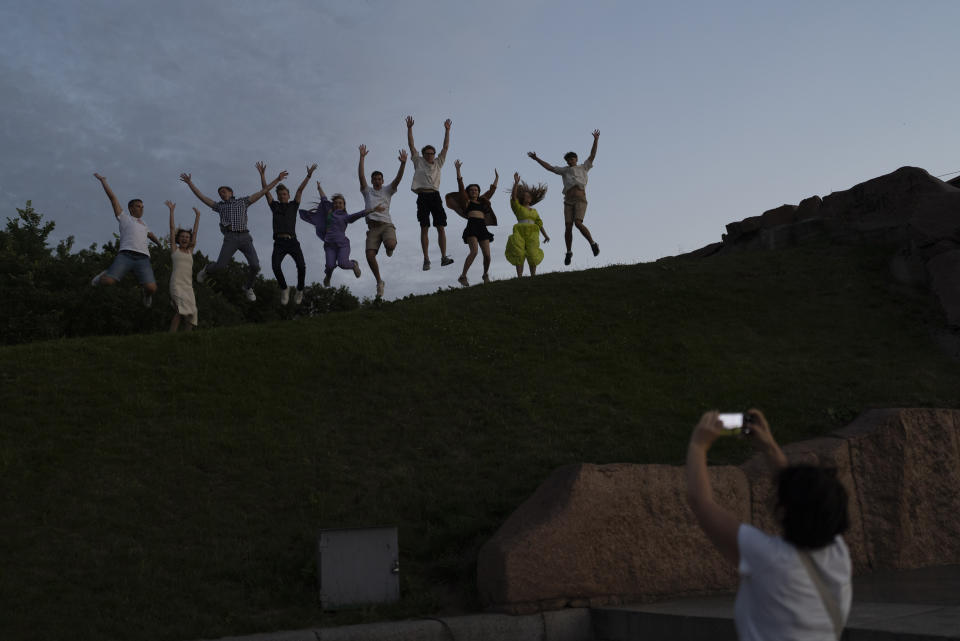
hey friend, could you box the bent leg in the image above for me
[271,242,288,290]
[237,234,261,289]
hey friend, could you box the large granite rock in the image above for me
[477,463,747,613]
[478,409,960,612]
[686,166,960,327]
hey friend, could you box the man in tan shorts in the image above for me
[528,129,600,265]
[359,144,407,298]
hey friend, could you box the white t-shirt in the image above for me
[410,154,445,192]
[734,524,852,641]
[117,212,151,255]
[549,159,593,195]
[362,185,397,224]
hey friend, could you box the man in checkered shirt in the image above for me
[179,168,287,301]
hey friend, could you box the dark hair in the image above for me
[563,151,578,162]
[276,183,289,193]
[777,465,849,549]
[175,228,192,244]
[127,198,143,208]
[466,183,481,198]
[422,145,436,155]
[371,171,384,180]
[218,186,233,195]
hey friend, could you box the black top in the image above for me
[269,200,300,239]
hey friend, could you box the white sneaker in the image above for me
[243,286,257,302]
[91,270,105,286]
[197,265,208,283]
[352,260,362,278]
[294,289,304,305]
[142,292,153,308]
[280,287,290,305]
[376,280,385,297]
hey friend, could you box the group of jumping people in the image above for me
[90,118,602,332]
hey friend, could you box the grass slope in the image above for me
[1,242,958,641]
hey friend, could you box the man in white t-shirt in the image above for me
[358,144,407,298]
[91,173,162,307]
[529,130,601,266]
[406,115,454,271]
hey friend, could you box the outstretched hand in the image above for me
[276,170,289,182]
[164,200,176,211]
[513,172,521,184]
[493,169,499,182]
[444,118,452,130]
[690,410,725,451]
[454,159,462,172]
[359,144,368,157]
[179,173,192,184]
[192,207,202,215]
[93,173,106,182]
[527,151,538,159]
[405,115,414,128]
[306,163,317,175]
[255,161,266,174]
[592,129,600,140]
[398,149,408,163]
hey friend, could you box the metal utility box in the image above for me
[317,526,399,609]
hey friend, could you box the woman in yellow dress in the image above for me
[504,173,550,277]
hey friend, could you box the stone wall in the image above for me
[477,408,960,613]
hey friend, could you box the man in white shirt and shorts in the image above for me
[358,144,407,298]
[91,173,162,307]
[528,129,600,266]
[406,115,455,271]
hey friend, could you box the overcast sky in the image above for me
[3,1,959,300]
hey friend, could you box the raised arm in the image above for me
[438,118,451,163]
[255,161,273,204]
[511,172,520,202]
[93,173,123,218]
[316,180,326,199]
[147,231,162,247]
[190,207,201,250]
[248,170,289,205]
[527,152,559,174]
[745,409,787,473]
[179,173,218,208]
[587,129,600,164]
[686,411,744,567]
[347,204,384,224]
[358,145,369,190]
[482,169,499,200]
[389,149,408,190]
[405,115,417,157]
[454,159,466,198]
[295,164,316,203]
[167,200,177,249]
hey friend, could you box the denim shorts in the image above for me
[105,250,156,284]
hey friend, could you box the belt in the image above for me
[275,233,294,240]
[221,225,249,234]
[367,220,386,227]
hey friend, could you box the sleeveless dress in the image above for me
[169,250,198,326]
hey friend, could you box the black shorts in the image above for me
[462,218,494,244]
[416,191,447,228]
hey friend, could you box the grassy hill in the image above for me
[2,241,959,641]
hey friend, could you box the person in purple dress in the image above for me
[300,182,384,287]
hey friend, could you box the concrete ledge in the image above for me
[196,608,592,641]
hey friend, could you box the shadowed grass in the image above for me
[1,242,958,640]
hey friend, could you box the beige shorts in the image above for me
[563,198,588,224]
[366,222,397,252]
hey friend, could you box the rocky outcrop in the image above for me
[477,408,960,613]
[688,167,960,327]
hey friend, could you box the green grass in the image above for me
[1,242,958,641]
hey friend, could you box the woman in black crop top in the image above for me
[449,159,498,286]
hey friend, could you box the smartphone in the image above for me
[718,413,744,429]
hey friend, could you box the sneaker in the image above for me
[564,252,572,266]
[294,289,304,305]
[591,242,600,257]
[280,287,290,305]
[386,247,394,257]
[243,286,257,302]
[376,280,385,298]
[197,265,208,283]
[352,260,362,278]
[441,255,455,266]
[142,292,153,308]
[458,275,469,287]
[91,270,105,286]
[323,273,332,287]
[422,259,431,271]
[482,274,490,284]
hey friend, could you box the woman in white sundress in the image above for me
[166,200,200,332]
